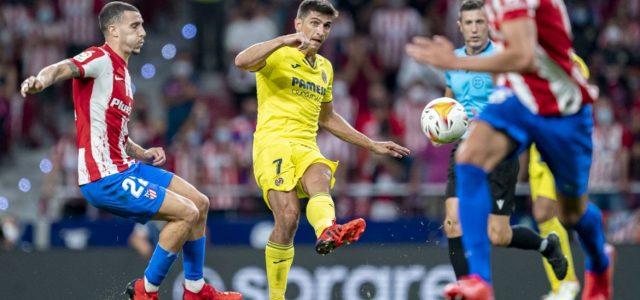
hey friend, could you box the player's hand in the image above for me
[406,36,457,69]
[20,76,45,97]
[370,141,411,158]
[143,147,166,166]
[281,32,311,50]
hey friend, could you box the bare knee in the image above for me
[275,208,300,238]
[533,197,556,223]
[443,200,462,238]
[488,222,511,246]
[182,204,200,227]
[557,195,588,226]
[444,218,462,238]
[192,192,210,216]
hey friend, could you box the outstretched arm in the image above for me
[318,102,410,158]
[234,32,311,72]
[20,60,80,97]
[126,139,166,166]
[406,18,537,73]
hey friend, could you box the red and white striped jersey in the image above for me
[70,44,135,185]
[484,0,598,116]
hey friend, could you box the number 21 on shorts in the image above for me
[122,176,149,198]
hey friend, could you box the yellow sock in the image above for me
[538,217,578,292]
[306,193,336,237]
[265,241,294,300]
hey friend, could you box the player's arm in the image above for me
[406,18,537,73]
[318,102,410,158]
[20,60,80,97]
[234,32,311,72]
[126,139,166,166]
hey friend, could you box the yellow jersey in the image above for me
[254,46,334,149]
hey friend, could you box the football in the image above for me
[420,97,469,144]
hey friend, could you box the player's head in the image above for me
[458,0,490,54]
[98,1,145,55]
[295,0,338,52]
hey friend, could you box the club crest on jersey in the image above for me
[274,177,284,186]
[321,70,327,84]
[73,51,94,62]
[110,98,132,115]
[145,188,157,199]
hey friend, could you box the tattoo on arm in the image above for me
[65,61,81,78]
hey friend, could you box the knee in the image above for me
[444,215,462,238]
[183,204,200,227]
[488,224,511,246]
[455,143,486,166]
[192,192,210,216]
[558,197,588,226]
[304,171,332,194]
[533,198,556,223]
[276,209,300,234]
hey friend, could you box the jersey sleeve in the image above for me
[497,0,537,21]
[257,46,287,75]
[445,71,452,88]
[322,63,334,103]
[69,47,109,78]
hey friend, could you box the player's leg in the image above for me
[484,157,568,280]
[265,189,299,300]
[454,121,513,283]
[443,145,469,279]
[529,145,579,297]
[165,175,225,296]
[300,162,365,255]
[533,105,613,299]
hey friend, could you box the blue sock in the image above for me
[144,244,178,286]
[456,164,492,283]
[573,202,609,273]
[183,237,206,280]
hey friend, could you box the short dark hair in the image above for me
[98,1,140,33]
[297,0,339,19]
[459,0,484,15]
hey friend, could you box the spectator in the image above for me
[589,99,633,211]
[163,53,199,144]
[370,0,423,90]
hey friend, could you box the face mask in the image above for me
[596,108,613,125]
[172,61,193,78]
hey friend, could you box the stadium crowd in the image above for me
[1,0,639,245]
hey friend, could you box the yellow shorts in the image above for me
[253,141,338,207]
[528,144,557,201]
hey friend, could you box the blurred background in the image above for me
[0,0,639,299]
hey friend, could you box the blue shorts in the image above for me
[80,163,174,223]
[478,88,593,198]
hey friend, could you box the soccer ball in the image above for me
[420,97,469,144]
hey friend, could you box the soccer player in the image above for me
[234,1,410,299]
[407,1,614,299]
[20,2,241,300]
[442,0,567,284]
[529,53,590,300]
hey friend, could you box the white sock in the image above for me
[185,278,205,293]
[144,276,159,293]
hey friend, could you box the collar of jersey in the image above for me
[291,48,318,69]
[459,41,493,57]
[102,43,127,66]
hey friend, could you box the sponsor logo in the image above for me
[73,51,94,62]
[110,98,132,115]
[292,63,301,69]
[115,75,124,81]
[172,264,455,300]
